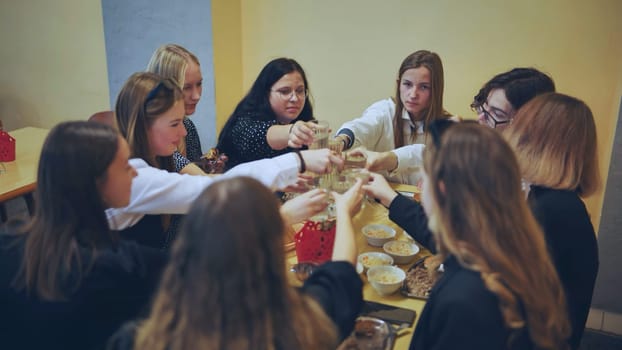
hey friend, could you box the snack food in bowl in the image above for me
[357,252,393,273]
[367,265,406,296]
[383,240,420,264]
[362,224,396,247]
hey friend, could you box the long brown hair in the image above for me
[115,72,183,171]
[424,123,570,349]
[504,92,600,197]
[393,50,449,147]
[13,121,119,300]
[134,177,338,350]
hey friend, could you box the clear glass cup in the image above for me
[344,151,367,169]
[309,120,330,150]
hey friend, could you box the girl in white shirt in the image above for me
[335,50,452,185]
[108,72,340,245]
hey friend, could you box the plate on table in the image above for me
[401,256,441,300]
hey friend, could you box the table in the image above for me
[0,127,49,220]
[287,183,427,350]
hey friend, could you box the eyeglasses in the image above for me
[472,104,511,129]
[271,87,307,101]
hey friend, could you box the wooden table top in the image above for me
[0,127,49,203]
[287,183,426,350]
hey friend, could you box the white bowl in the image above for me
[367,265,406,296]
[362,224,396,247]
[383,240,420,264]
[357,252,394,273]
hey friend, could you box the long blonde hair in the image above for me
[134,177,338,350]
[146,44,199,88]
[425,123,570,349]
[504,92,601,197]
[146,44,200,157]
[393,50,450,147]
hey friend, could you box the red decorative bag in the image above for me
[294,220,336,263]
[0,130,16,162]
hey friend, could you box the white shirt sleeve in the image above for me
[390,144,425,175]
[336,99,395,149]
[106,154,299,230]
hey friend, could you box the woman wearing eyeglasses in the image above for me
[111,72,341,248]
[471,67,555,130]
[334,50,452,186]
[217,57,318,170]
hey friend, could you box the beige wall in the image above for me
[230,0,622,231]
[0,1,110,130]
[212,0,243,132]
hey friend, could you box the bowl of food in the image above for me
[357,252,394,273]
[362,224,396,247]
[367,265,406,296]
[383,240,420,264]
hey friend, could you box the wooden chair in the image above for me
[88,111,116,128]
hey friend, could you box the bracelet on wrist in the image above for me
[294,150,306,173]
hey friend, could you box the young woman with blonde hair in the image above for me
[335,50,452,185]
[504,92,600,349]
[146,44,205,172]
[366,122,570,349]
[108,177,364,350]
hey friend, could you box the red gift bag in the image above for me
[0,130,16,162]
[294,220,336,264]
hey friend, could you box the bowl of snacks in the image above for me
[382,240,420,265]
[362,224,396,247]
[357,252,394,273]
[367,265,406,296]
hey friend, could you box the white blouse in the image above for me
[336,98,425,185]
[106,153,300,230]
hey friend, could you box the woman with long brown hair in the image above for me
[504,92,600,349]
[0,121,167,349]
[109,177,364,350]
[335,50,452,185]
[366,122,570,349]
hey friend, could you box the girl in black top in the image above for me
[217,57,318,170]
[366,122,571,349]
[109,177,365,350]
[0,121,167,350]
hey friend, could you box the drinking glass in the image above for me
[309,120,330,150]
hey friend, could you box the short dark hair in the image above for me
[471,68,555,111]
